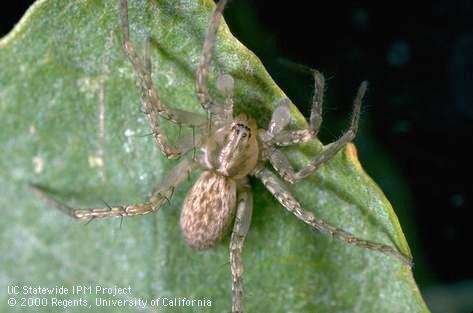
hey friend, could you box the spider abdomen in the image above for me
[180,171,237,250]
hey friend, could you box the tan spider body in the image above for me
[181,115,258,250]
[32,1,412,312]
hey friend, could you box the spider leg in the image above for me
[195,0,228,116]
[263,70,325,146]
[230,182,253,313]
[120,0,206,159]
[32,187,157,219]
[308,70,324,135]
[253,165,413,266]
[216,73,234,123]
[265,148,298,184]
[267,81,366,183]
[31,156,196,220]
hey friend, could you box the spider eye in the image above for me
[232,123,251,139]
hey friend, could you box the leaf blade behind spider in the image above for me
[0,0,429,312]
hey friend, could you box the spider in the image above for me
[32,0,413,312]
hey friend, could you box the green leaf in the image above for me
[0,0,429,312]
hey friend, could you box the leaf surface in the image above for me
[0,1,429,312]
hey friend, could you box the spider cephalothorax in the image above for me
[32,1,413,312]
[214,114,259,178]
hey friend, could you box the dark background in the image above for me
[2,1,472,312]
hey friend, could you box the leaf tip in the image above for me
[345,143,364,173]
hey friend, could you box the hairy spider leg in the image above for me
[229,181,253,313]
[268,70,325,147]
[268,80,366,183]
[253,166,413,266]
[196,0,233,126]
[120,0,206,159]
[32,156,196,220]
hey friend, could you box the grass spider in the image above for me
[32,0,413,312]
